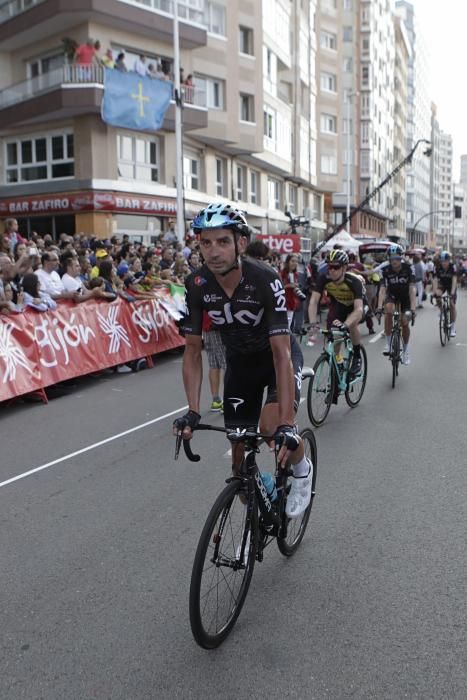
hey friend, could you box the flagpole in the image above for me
[173,0,185,246]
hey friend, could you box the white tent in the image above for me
[320,230,361,254]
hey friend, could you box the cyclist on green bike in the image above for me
[377,244,416,365]
[173,202,313,518]
[308,249,364,376]
[432,251,457,338]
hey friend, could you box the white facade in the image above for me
[396,0,432,245]
[438,132,453,248]
[358,0,395,218]
[452,183,467,252]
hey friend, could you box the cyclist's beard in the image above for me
[208,254,239,277]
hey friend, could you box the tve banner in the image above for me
[0,296,184,402]
[255,234,301,254]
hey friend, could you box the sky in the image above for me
[411,0,466,180]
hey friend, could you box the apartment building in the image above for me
[0,0,324,241]
[429,102,441,248]
[460,155,467,186]
[391,13,410,242]
[315,0,403,240]
[396,0,432,247]
[315,0,361,234]
[437,131,453,249]
[452,183,467,253]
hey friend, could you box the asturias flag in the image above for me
[101,69,173,132]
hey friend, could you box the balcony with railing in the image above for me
[0,65,208,130]
[0,0,207,50]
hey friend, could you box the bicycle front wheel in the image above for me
[189,480,258,649]
[345,345,368,407]
[391,331,400,388]
[439,307,448,346]
[307,353,335,427]
[277,428,317,557]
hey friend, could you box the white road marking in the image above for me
[0,405,188,490]
[369,332,384,344]
[455,343,467,347]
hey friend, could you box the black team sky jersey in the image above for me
[180,258,290,356]
[381,261,415,295]
[314,271,363,307]
[434,263,456,292]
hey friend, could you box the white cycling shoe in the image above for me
[286,462,313,519]
[402,348,411,365]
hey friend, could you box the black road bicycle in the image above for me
[175,424,317,649]
[307,327,368,427]
[432,292,452,347]
[378,305,414,388]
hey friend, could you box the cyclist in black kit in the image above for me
[433,251,457,337]
[377,244,416,364]
[173,203,312,518]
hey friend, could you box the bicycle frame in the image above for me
[321,329,357,393]
[175,425,291,556]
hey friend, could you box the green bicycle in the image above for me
[307,327,368,427]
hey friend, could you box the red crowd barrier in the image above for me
[0,295,184,402]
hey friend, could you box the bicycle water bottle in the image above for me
[260,472,277,502]
[336,353,344,376]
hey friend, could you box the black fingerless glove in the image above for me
[173,410,201,432]
[273,424,300,451]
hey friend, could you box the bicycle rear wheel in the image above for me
[277,428,317,557]
[307,353,335,427]
[345,345,368,407]
[391,331,400,388]
[189,480,258,649]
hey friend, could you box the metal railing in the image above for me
[0,0,45,22]
[0,64,207,109]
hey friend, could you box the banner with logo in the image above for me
[0,295,184,402]
[255,234,301,255]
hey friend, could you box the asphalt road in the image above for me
[1,295,466,700]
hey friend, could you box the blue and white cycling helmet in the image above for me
[387,244,403,259]
[439,250,451,261]
[191,202,249,236]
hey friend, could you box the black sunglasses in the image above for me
[328,263,343,270]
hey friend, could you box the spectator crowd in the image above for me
[0,217,201,319]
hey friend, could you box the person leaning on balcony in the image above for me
[183,74,194,103]
[134,55,148,77]
[115,52,128,72]
[101,49,115,70]
[74,38,98,67]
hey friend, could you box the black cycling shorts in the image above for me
[327,301,364,327]
[438,287,457,302]
[223,336,303,429]
[384,292,411,313]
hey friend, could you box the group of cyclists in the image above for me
[173,203,460,520]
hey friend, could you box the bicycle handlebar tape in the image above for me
[183,438,200,462]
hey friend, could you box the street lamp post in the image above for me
[312,138,432,258]
[173,0,185,245]
[345,90,358,234]
[411,208,451,248]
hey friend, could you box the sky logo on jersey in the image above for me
[269,279,287,312]
[208,303,264,327]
